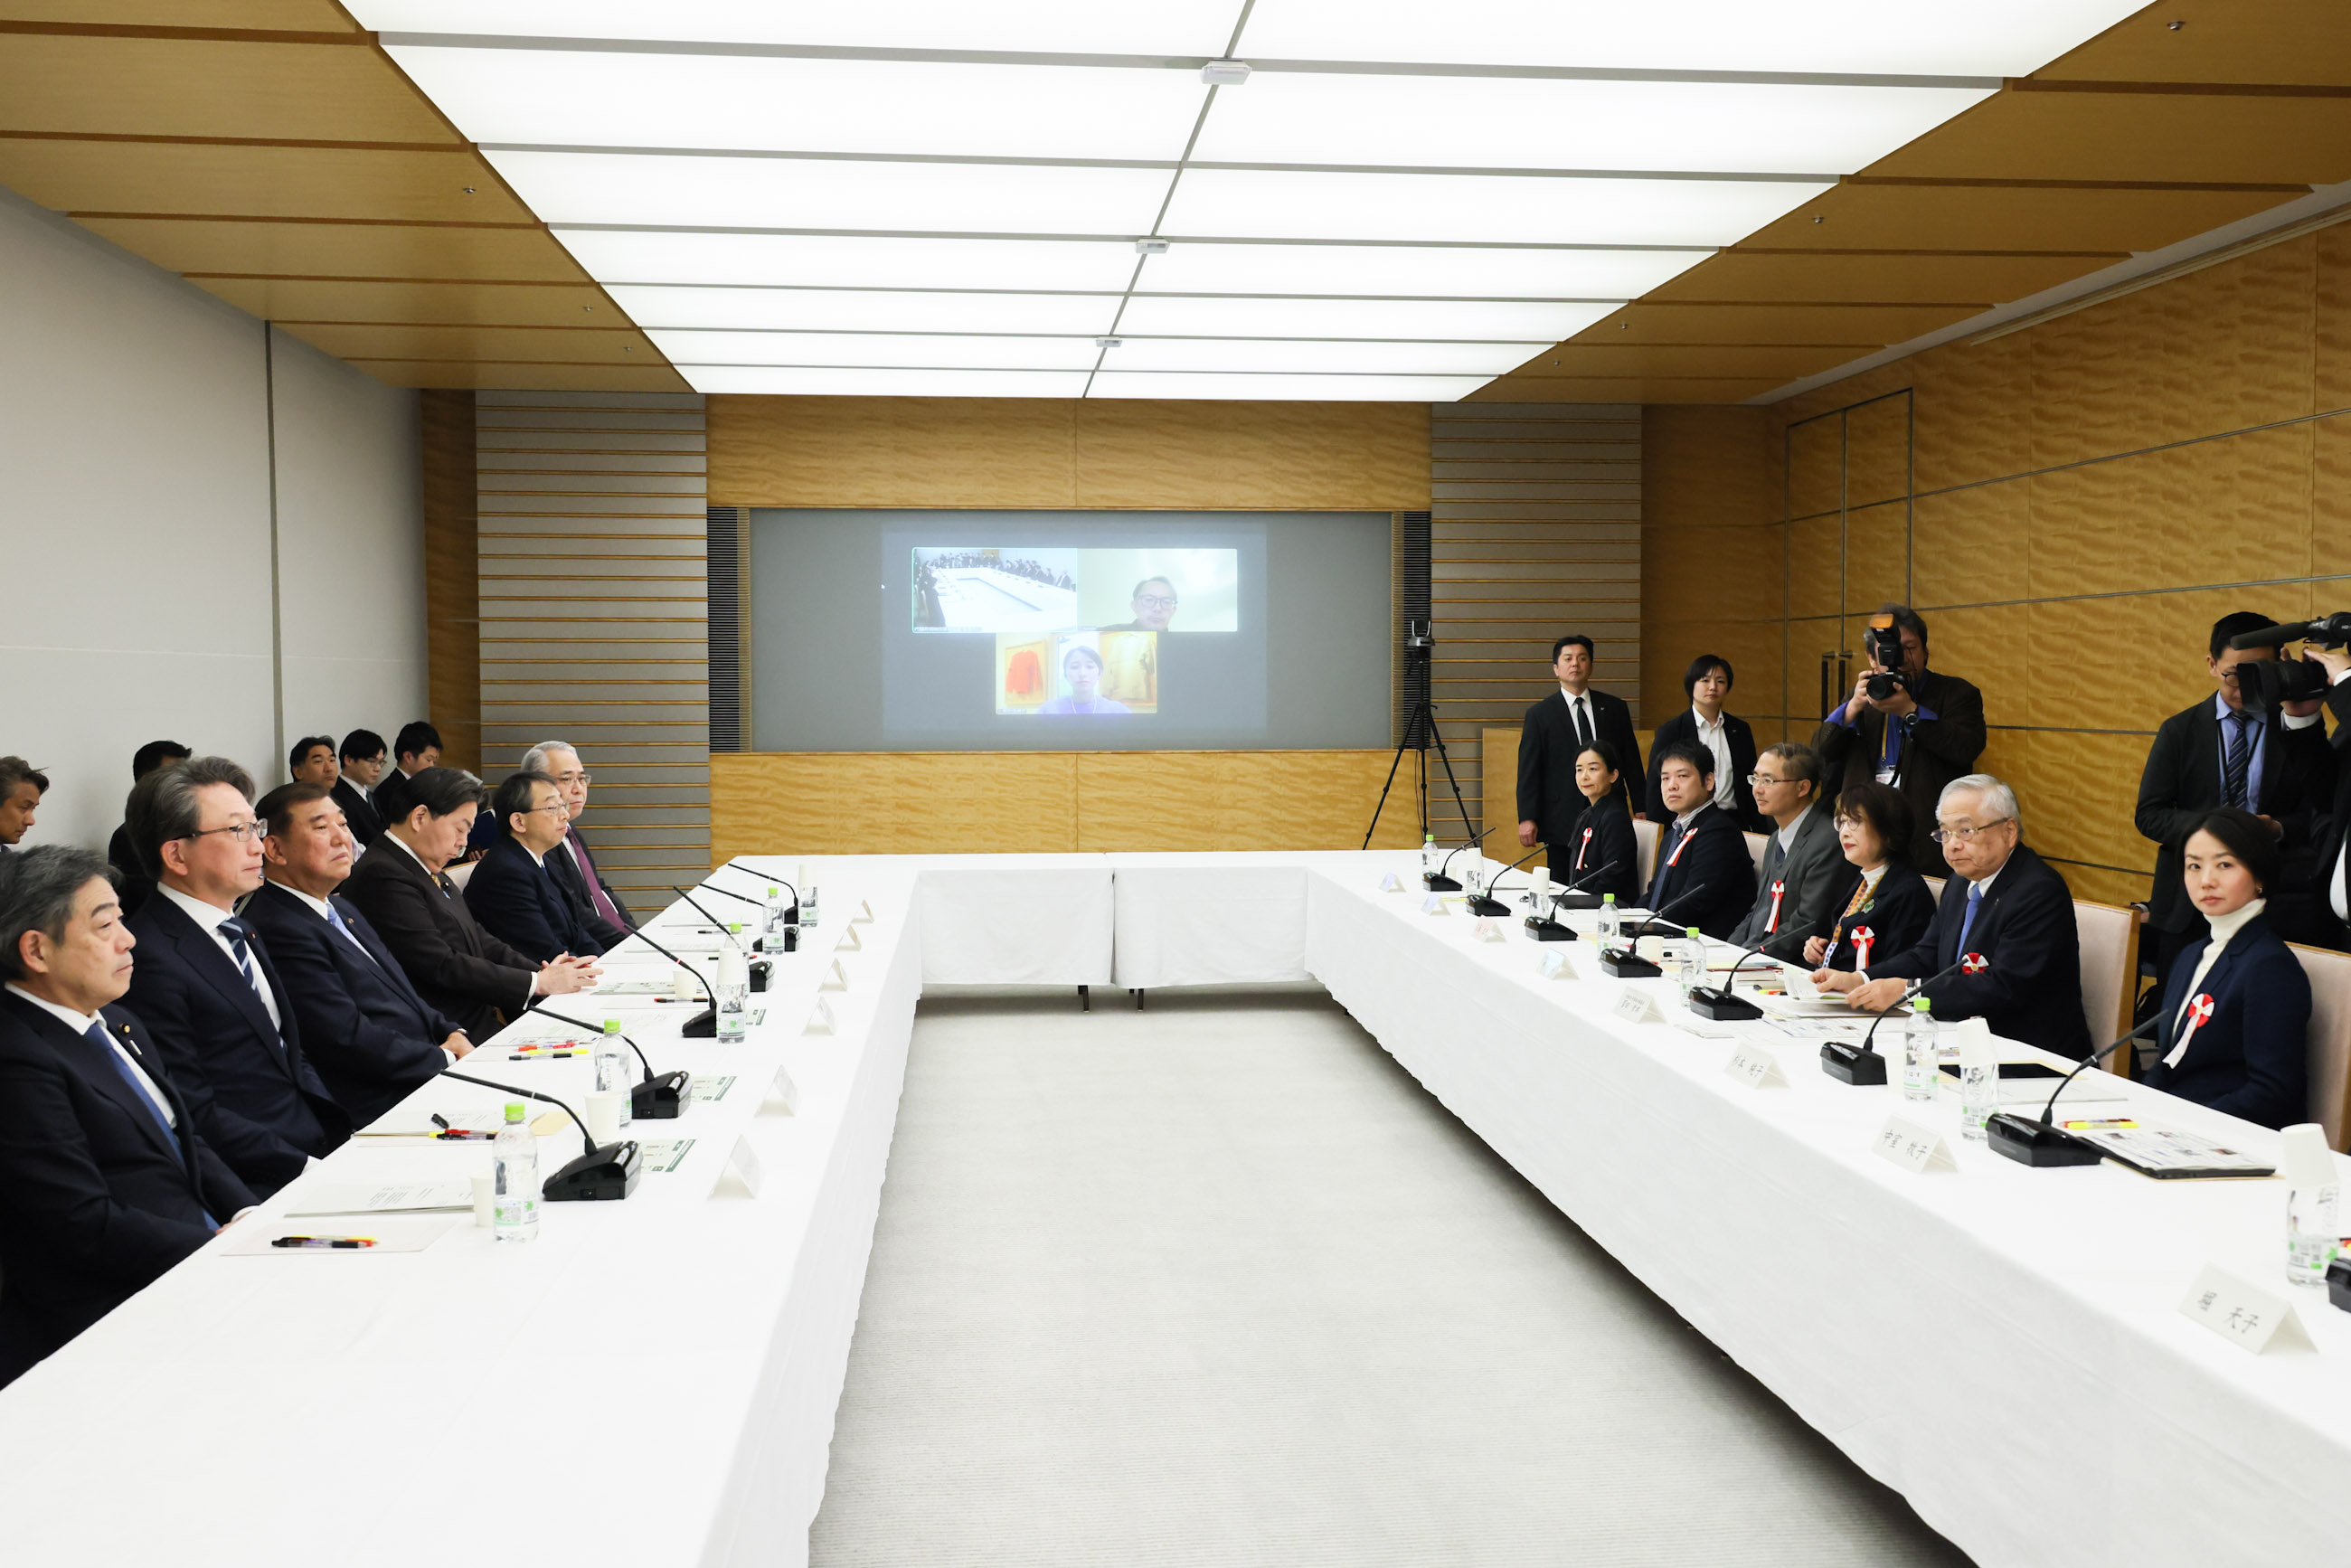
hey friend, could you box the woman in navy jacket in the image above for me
[1558,740,1639,906]
[2145,807,2310,1129]
[1806,780,1936,975]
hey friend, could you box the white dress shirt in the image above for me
[1559,686,1597,748]
[1692,708,1735,812]
[5,982,174,1125]
[156,884,280,1031]
[1774,802,1816,856]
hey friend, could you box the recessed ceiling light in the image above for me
[1201,60,1252,87]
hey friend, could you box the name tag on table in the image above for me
[803,997,836,1036]
[854,900,874,924]
[1723,1044,1786,1088]
[722,1133,766,1198]
[1421,893,1448,916]
[764,1063,801,1115]
[1613,990,1664,1026]
[1536,949,1578,981]
[1380,872,1404,893]
[2177,1264,2317,1354]
[819,959,850,992]
[1874,1115,1958,1174]
[836,924,862,951]
[1471,917,1506,943]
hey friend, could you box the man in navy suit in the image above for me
[120,758,349,1197]
[524,741,635,945]
[0,845,253,1385]
[466,771,609,964]
[333,729,388,851]
[1827,773,2091,1057]
[1641,742,1755,940]
[243,782,473,1127]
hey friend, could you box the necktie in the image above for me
[89,1025,219,1228]
[325,900,382,970]
[1572,697,1592,749]
[567,836,627,930]
[2222,713,2251,809]
[435,872,458,900]
[1955,882,1985,957]
[217,915,281,1043]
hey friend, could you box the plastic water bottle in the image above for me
[763,883,793,951]
[798,862,820,929]
[2280,1123,2341,1288]
[1598,893,1619,949]
[1958,1029,1997,1142]
[1677,926,1706,999]
[1421,833,1439,882]
[715,924,751,1043]
[1901,997,1938,1103]
[593,1018,632,1129]
[493,1102,540,1242]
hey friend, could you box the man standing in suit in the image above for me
[244,782,471,1126]
[1517,634,1645,853]
[2135,611,2333,972]
[334,729,388,851]
[1642,742,1755,940]
[523,741,635,944]
[342,767,597,1037]
[465,771,609,964]
[120,758,349,1198]
[1813,604,1986,876]
[1822,774,2091,1056]
[0,845,253,1385]
[107,739,189,919]
[1648,654,1764,833]
[1727,742,1854,962]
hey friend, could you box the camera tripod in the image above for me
[1364,691,1478,850]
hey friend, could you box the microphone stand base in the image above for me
[1464,895,1511,917]
[1551,892,1603,912]
[1820,1042,1887,1085]
[1986,1113,2103,1167]
[1525,916,1576,941]
[1686,987,1762,1021]
[1423,874,1462,892]
[679,1006,718,1039]
[1597,949,1661,979]
[2327,1258,2351,1314]
[545,1139,643,1201]
[631,1070,691,1120]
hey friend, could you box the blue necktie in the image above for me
[87,1023,217,1228]
[2223,712,2252,810]
[325,899,382,970]
[1955,882,1985,957]
[218,914,260,987]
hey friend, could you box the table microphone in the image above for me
[715,861,798,926]
[1429,827,1496,892]
[1596,881,1704,978]
[671,887,775,987]
[1819,958,1968,1084]
[687,881,796,953]
[1624,881,1711,939]
[1467,843,1544,916]
[1986,1015,2163,1167]
[1526,859,1618,940]
[627,927,719,1038]
[527,1003,690,1119]
[442,1069,641,1201]
[1686,915,1827,1022]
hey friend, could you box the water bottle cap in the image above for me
[1684,926,1700,937]
[1601,893,1615,904]
[728,921,742,932]
[1911,997,1931,1014]
[504,1102,526,1123]
[602,1019,621,1034]
[767,885,779,895]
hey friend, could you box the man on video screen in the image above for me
[1101,577,1178,633]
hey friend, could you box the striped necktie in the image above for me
[2222,712,2252,810]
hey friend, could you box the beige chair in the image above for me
[1922,874,1946,902]
[1743,831,1768,876]
[2288,943,2351,1152]
[445,859,478,892]
[2072,901,2139,1071]
[1634,817,1659,890]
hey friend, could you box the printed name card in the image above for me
[722,1133,766,1197]
[854,900,874,924]
[765,1063,801,1115]
[1873,1115,1957,1174]
[1379,872,1404,893]
[1471,917,1506,943]
[1536,949,1576,981]
[802,997,836,1036]
[1421,893,1448,916]
[2177,1264,2316,1355]
[819,959,850,992]
[1612,990,1663,1026]
[1723,1044,1786,1088]
[836,924,862,951]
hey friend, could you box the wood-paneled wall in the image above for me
[420,388,480,773]
[1643,222,2351,907]
[710,751,1425,861]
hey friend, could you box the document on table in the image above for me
[637,1138,695,1173]
[286,1180,474,1216]
[2057,1120,2278,1179]
[689,1075,735,1105]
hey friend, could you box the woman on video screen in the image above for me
[1039,645,1130,715]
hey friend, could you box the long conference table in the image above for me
[2,850,2346,1567]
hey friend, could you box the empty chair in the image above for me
[2288,942,2351,1151]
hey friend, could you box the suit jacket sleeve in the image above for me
[0,1048,219,1287]
[2271,719,2333,848]
[2205,947,2311,1126]
[1913,872,2078,1026]
[465,854,569,965]
[2133,711,2205,853]
[265,911,455,1094]
[1770,832,1858,963]
[364,868,537,1013]
[1515,706,1546,826]
[1871,885,1954,982]
[1812,709,1861,781]
[1908,673,1987,771]
[123,963,308,1193]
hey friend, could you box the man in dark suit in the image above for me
[1813,604,1987,876]
[1727,742,1854,961]
[1642,742,1755,940]
[335,728,388,851]
[465,771,609,963]
[343,767,598,1037]
[2135,611,2334,971]
[369,720,442,833]
[1648,653,1764,833]
[0,845,253,1385]
[1517,634,1645,855]
[107,739,189,919]
[1826,773,2091,1057]
[524,741,636,943]
[119,758,350,1198]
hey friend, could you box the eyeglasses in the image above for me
[1745,773,1789,787]
[1134,595,1178,610]
[1930,817,2013,845]
[185,821,266,844]
[550,771,591,786]
[521,802,569,817]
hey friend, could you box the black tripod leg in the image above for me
[1420,707,1479,844]
[1363,696,1431,848]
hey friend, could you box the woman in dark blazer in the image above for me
[1645,653,1763,831]
[2145,808,2310,1129]
[1558,740,1639,905]
[1807,780,1935,975]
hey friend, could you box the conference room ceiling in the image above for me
[0,2,2345,402]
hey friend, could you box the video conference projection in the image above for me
[750,510,1392,752]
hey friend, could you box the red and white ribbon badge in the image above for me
[1849,925,1874,969]
[1575,825,1594,871]
[1765,878,1786,933]
[1960,951,1989,975]
[1665,827,1695,867]
[2166,993,2215,1069]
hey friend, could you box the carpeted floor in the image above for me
[810,988,1970,1567]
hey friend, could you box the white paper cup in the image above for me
[584,1091,624,1147]
[469,1170,495,1228]
[670,968,695,1000]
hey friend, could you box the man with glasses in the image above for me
[522,740,634,944]
[463,771,610,963]
[1817,773,2091,1055]
[120,757,350,1196]
[1726,743,1854,962]
[1813,603,1986,876]
[1104,576,1179,633]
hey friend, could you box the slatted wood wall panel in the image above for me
[475,390,711,917]
[1430,402,1643,830]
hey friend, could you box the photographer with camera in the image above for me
[2252,616,2351,949]
[1811,604,1986,877]
[2133,611,2331,974]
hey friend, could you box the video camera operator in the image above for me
[2250,613,2351,949]
[1811,603,1986,876]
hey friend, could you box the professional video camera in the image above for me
[1863,613,1911,701]
[2227,612,2351,715]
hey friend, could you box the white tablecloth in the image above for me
[1106,853,1318,987]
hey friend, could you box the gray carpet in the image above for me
[810,989,1970,1567]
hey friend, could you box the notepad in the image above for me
[285,1180,473,1216]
